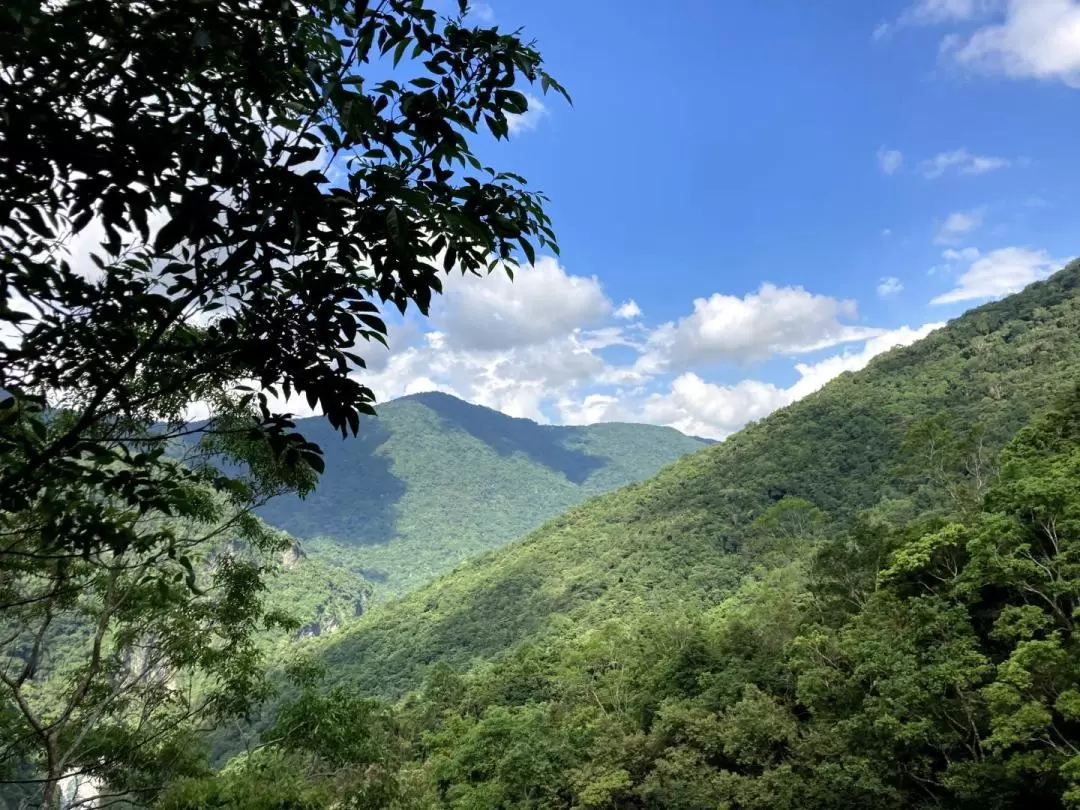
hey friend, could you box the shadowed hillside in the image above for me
[256,393,706,595]
[317,260,1080,696]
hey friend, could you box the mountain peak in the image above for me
[258,395,706,596]
[320,260,1080,697]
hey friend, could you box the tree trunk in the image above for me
[42,734,61,810]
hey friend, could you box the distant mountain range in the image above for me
[257,392,707,596]
[316,260,1080,698]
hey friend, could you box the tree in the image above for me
[0,0,566,803]
[0,483,301,809]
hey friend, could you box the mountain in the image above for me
[316,260,1080,698]
[256,392,707,595]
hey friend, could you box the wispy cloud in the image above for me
[934,208,985,244]
[931,246,1069,304]
[466,2,495,22]
[877,277,904,297]
[920,148,1011,178]
[877,146,904,175]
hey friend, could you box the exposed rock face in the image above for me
[281,539,307,570]
[298,616,341,638]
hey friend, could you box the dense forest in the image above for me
[4,0,1080,807]
[311,260,1080,699]
[0,0,571,805]
[153,261,1080,808]
[255,392,705,596]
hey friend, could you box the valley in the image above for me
[5,1,1080,805]
[181,258,1080,809]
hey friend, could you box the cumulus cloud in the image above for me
[433,256,611,350]
[506,94,548,135]
[944,0,1080,87]
[354,327,628,424]
[877,146,904,175]
[639,283,882,373]
[260,252,952,444]
[931,246,1069,304]
[877,277,904,297]
[605,323,945,439]
[920,148,1011,178]
[889,0,1080,88]
[935,208,984,244]
[638,375,790,440]
[556,393,632,427]
[614,300,643,320]
[929,246,981,276]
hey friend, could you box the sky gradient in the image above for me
[351,0,1080,438]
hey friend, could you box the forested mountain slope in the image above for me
[318,260,1080,697]
[257,393,706,595]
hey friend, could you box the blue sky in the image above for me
[358,0,1080,438]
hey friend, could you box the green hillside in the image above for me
[317,260,1080,698]
[257,393,706,595]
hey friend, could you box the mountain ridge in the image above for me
[256,392,707,595]
[316,260,1080,696]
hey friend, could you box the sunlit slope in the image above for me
[317,261,1080,698]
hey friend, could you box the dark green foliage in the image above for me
[263,541,373,638]
[1,0,566,803]
[256,392,706,595]
[190,352,1080,809]
[316,260,1080,699]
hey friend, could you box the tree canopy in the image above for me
[0,0,566,804]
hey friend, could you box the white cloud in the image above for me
[613,323,945,439]
[877,276,904,297]
[935,208,984,244]
[355,327,626,424]
[434,256,611,350]
[557,394,630,427]
[920,148,1011,177]
[506,95,548,135]
[929,246,981,276]
[639,374,789,440]
[882,228,893,237]
[877,146,904,175]
[931,246,1069,304]
[244,256,623,423]
[945,0,1080,87]
[257,253,950,444]
[640,283,882,372]
[942,246,981,262]
[467,2,495,22]
[409,315,941,442]
[614,300,643,320]
[794,324,944,396]
[903,0,994,23]
[875,0,995,38]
